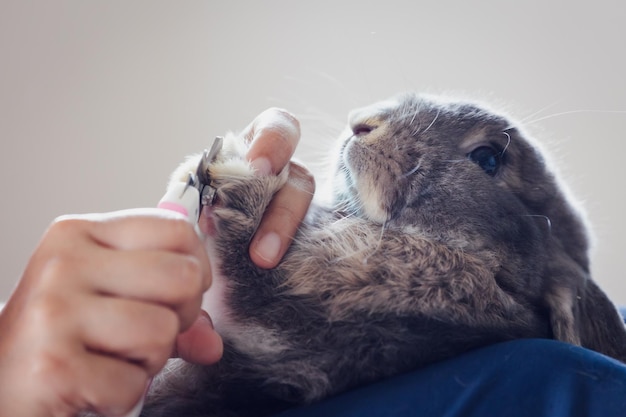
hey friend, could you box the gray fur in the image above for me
[142,93,626,417]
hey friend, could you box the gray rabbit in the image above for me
[142,93,626,417]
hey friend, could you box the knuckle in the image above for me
[28,287,70,328]
[257,109,300,145]
[154,307,180,341]
[145,312,179,372]
[288,162,316,194]
[28,350,77,405]
[144,349,171,376]
[271,204,301,231]
[177,256,204,298]
[257,125,293,150]
[46,217,86,240]
[30,350,68,382]
[167,217,197,245]
[265,107,300,130]
[38,255,75,287]
[168,305,182,330]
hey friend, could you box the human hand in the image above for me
[176,108,315,365]
[243,107,316,269]
[0,209,221,417]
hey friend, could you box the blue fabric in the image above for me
[277,308,626,417]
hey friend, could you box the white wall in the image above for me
[1,0,625,305]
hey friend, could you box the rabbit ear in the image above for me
[545,252,626,362]
[543,253,585,346]
[578,278,626,362]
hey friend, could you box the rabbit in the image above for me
[141,92,626,417]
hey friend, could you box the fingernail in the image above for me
[250,157,272,176]
[199,310,214,329]
[254,232,282,264]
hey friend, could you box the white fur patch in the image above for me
[201,238,230,330]
[356,180,388,223]
[223,324,291,358]
[202,236,290,358]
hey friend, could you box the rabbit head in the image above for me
[331,93,625,359]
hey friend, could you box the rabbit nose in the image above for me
[348,97,397,134]
[351,122,377,136]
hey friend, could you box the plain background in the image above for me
[1,1,625,305]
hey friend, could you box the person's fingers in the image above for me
[76,296,180,376]
[243,107,301,175]
[74,208,202,252]
[51,209,212,291]
[174,311,223,365]
[75,249,204,328]
[249,161,315,268]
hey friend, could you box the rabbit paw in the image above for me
[201,134,289,247]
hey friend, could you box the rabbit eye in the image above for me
[467,146,501,176]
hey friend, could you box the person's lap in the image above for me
[277,308,626,417]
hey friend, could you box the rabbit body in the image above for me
[143,93,626,417]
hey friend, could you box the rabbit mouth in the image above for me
[341,138,393,223]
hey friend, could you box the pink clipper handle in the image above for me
[157,182,201,223]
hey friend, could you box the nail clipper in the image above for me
[157,136,224,224]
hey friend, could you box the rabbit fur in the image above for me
[142,93,626,417]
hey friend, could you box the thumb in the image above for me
[174,311,223,364]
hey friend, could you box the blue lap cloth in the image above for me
[277,308,626,417]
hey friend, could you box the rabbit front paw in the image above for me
[204,135,289,247]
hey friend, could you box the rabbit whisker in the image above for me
[501,131,512,158]
[517,100,562,125]
[401,161,422,178]
[524,109,626,126]
[422,109,441,135]
[522,214,553,233]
